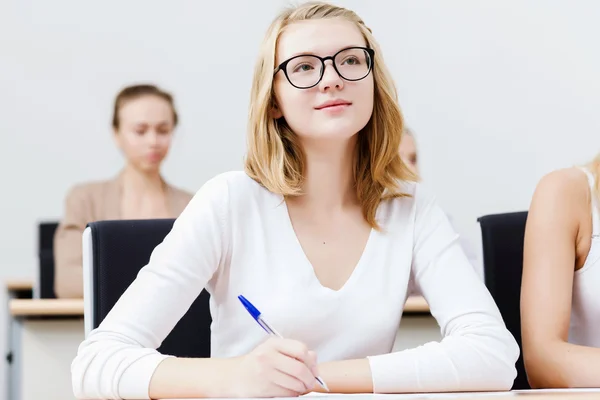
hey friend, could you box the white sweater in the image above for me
[72,171,519,399]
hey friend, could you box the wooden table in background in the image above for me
[6,295,428,317]
[5,279,33,300]
[404,295,429,313]
[6,280,33,292]
[9,299,83,317]
[6,296,429,316]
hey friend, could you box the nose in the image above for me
[146,130,159,147]
[318,60,344,92]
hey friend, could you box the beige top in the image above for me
[53,173,192,298]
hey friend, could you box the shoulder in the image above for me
[384,180,437,212]
[193,170,263,194]
[180,171,277,235]
[378,180,443,228]
[531,167,589,211]
[527,167,590,235]
[209,170,263,188]
[538,167,588,191]
[60,179,115,220]
[166,183,194,202]
[63,178,114,204]
[188,170,274,209]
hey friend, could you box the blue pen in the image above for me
[238,295,329,392]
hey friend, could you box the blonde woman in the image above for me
[522,154,600,388]
[71,2,518,399]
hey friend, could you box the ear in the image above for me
[270,102,283,119]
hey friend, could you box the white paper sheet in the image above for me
[162,388,600,400]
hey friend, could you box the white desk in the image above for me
[163,389,600,400]
[8,298,84,400]
[4,279,34,400]
[5,296,437,400]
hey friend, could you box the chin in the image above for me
[291,117,368,141]
[324,131,359,140]
[317,124,366,140]
[136,163,162,173]
[298,130,352,140]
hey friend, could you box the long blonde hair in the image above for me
[244,1,416,229]
[586,153,600,201]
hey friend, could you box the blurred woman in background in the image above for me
[521,153,600,388]
[398,127,418,173]
[53,84,192,298]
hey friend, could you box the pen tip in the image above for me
[318,378,329,392]
[238,295,261,319]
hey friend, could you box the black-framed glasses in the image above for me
[274,46,375,89]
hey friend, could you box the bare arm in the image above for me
[521,168,600,388]
[308,359,373,394]
[149,358,236,398]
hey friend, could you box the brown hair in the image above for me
[244,1,416,230]
[112,84,178,129]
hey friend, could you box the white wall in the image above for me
[0,0,599,395]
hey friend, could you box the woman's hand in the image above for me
[226,337,320,397]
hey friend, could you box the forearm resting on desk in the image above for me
[151,358,374,398]
[149,357,234,398]
[525,341,600,388]
[311,359,373,394]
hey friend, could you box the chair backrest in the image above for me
[38,221,59,298]
[82,219,211,358]
[477,211,529,390]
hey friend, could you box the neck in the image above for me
[292,137,358,212]
[120,164,165,194]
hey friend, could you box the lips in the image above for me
[147,153,162,162]
[314,100,352,110]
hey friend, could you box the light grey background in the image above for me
[1,0,599,392]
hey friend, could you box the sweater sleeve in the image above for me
[71,176,230,400]
[368,185,519,393]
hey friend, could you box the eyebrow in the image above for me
[132,121,171,127]
[284,44,367,60]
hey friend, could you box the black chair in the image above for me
[38,221,59,298]
[477,211,529,390]
[83,219,211,358]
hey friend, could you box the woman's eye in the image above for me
[343,57,360,65]
[293,64,314,73]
